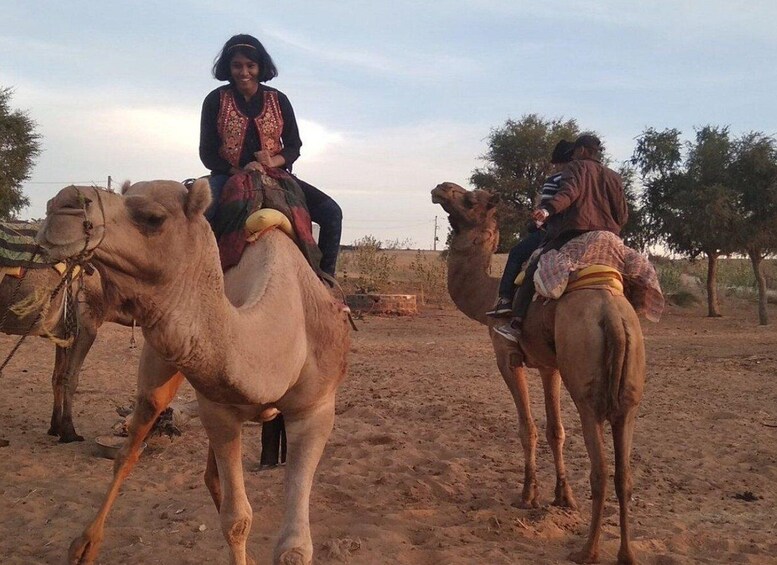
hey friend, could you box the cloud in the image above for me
[260,25,474,79]
[292,120,487,247]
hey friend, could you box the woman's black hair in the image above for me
[212,34,278,83]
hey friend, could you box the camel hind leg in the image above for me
[611,409,637,565]
[569,408,607,564]
[275,399,335,565]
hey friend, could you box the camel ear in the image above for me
[487,192,500,209]
[185,179,212,218]
[120,181,132,195]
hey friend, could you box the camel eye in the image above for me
[126,197,168,232]
[140,212,166,228]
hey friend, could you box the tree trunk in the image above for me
[748,249,769,326]
[706,252,722,317]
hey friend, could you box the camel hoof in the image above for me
[68,532,101,565]
[59,433,85,443]
[513,498,540,510]
[277,547,311,565]
[568,549,599,564]
[47,426,59,437]
[617,547,636,564]
[552,493,578,511]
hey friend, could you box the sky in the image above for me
[2,1,775,249]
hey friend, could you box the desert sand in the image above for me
[0,298,775,564]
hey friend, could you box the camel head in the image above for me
[431,182,500,254]
[431,182,499,234]
[37,180,213,286]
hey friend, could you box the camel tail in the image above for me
[601,306,629,418]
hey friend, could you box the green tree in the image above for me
[0,87,40,219]
[470,114,580,251]
[632,126,740,317]
[729,132,777,325]
[618,164,650,252]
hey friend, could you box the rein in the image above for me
[0,187,106,377]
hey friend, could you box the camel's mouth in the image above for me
[431,184,455,206]
[37,186,108,261]
[37,216,102,261]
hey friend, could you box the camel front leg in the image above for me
[569,408,607,565]
[492,339,538,508]
[274,399,335,565]
[48,346,67,438]
[68,346,183,565]
[56,327,97,443]
[204,443,222,512]
[197,394,252,565]
[539,368,577,509]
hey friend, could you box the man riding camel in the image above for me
[494,133,629,342]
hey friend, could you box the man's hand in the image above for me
[532,208,550,224]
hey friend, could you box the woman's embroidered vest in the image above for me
[216,89,284,168]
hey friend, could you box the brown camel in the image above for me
[38,180,350,565]
[432,182,645,564]
[0,261,126,442]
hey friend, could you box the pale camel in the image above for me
[0,263,124,442]
[37,180,350,565]
[432,182,645,565]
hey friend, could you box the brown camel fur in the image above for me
[38,180,350,565]
[0,264,128,442]
[432,182,645,564]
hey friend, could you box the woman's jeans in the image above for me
[498,229,545,298]
[205,174,342,277]
[294,178,343,277]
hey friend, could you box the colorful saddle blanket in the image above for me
[212,169,322,274]
[0,221,53,268]
[533,231,664,323]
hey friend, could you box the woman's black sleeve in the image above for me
[278,92,302,169]
[199,90,232,174]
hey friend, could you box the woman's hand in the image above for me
[243,161,264,172]
[255,150,286,169]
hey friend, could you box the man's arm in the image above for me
[541,161,582,216]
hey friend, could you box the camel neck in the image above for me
[447,233,500,326]
[138,231,315,405]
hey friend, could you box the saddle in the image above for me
[0,221,84,284]
[527,231,664,322]
[212,169,322,275]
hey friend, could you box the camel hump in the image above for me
[245,208,296,243]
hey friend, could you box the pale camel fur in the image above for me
[432,182,645,564]
[0,264,128,442]
[37,180,350,565]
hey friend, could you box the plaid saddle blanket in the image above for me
[212,169,322,274]
[535,231,664,322]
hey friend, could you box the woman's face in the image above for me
[230,53,260,94]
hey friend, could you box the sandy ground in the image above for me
[1,298,776,564]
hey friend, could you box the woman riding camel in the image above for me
[199,33,343,277]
